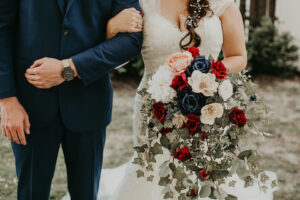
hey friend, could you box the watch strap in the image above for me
[62,59,70,68]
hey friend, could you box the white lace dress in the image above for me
[62,0,277,199]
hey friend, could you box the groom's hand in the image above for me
[25,57,66,89]
[0,97,30,145]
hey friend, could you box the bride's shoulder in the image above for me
[208,0,235,17]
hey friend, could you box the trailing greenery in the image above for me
[246,17,299,77]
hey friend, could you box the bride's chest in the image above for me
[142,13,223,57]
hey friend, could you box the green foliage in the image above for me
[111,55,144,79]
[247,17,299,77]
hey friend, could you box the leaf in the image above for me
[133,144,148,153]
[159,162,170,177]
[160,136,170,149]
[238,150,253,160]
[213,187,227,200]
[152,142,163,155]
[225,194,238,200]
[180,128,190,140]
[199,185,211,198]
[169,163,176,171]
[132,157,144,166]
[147,175,154,182]
[210,170,229,180]
[236,162,250,179]
[174,167,186,180]
[159,175,172,186]
[136,170,144,178]
[175,181,186,192]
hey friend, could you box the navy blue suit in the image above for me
[0,0,142,199]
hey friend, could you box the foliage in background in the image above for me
[111,55,144,80]
[246,17,299,77]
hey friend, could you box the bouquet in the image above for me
[133,47,277,200]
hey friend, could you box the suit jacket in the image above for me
[0,0,143,132]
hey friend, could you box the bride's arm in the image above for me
[106,8,143,39]
[220,3,247,73]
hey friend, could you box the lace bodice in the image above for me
[140,0,234,74]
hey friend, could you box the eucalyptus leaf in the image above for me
[199,185,211,198]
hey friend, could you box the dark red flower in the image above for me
[201,132,208,141]
[181,114,200,135]
[174,145,192,162]
[210,60,228,80]
[160,128,173,136]
[199,168,210,180]
[187,46,200,58]
[187,188,197,197]
[170,72,189,92]
[230,108,247,127]
[153,102,166,122]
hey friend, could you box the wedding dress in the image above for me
[62,0,277,199]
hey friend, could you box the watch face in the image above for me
[62,67,75,81]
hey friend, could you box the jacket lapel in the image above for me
[65,0,75,16]
[56,0,65,16]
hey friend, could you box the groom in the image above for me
[0,0,142,199]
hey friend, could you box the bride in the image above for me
[63,0,277,199]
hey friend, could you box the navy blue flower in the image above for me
[177,88,207,115]
[185,56,211,76]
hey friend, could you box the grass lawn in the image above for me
[0,78,299,200]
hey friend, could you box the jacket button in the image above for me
[63,30,69,36]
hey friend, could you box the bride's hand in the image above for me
[106,8,143,39]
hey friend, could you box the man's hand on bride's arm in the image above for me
[0,97,30,145]
[25,57,79,89]
[106,8,143,39]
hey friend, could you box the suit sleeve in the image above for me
[71,0,143,86]
[0,0,18,99]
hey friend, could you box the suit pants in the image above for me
[12,114,106,200]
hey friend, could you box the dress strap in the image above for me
[209,0,234,17]
[139,0,160,14]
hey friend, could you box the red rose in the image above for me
[160,128,173,136]
[201,132,208,141]
[174,145,192,162]
[230,108,247,127]
[199,168,210,180]
[187,46,200,58]
[210,60,228,80]
[153,102,167,122]
[181,114,200,135]
[170,72,189,92]
[187,188,197,197]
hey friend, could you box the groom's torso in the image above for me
[15,0,115,132]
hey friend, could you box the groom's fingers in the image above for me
[25,74,40,81]
[26,67,39,75]
[30,58,45,68]
[23,115,31,135]
[16,127,27,145]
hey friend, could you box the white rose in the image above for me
[188,71,219,96]
[218,79,233,101]
[200,103,224,125]
[172,112,188,128]
[147,65,176,103]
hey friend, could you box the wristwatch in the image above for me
[62,59,75,81]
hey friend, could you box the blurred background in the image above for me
[0,0,299,199]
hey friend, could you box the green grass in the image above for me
[0,78,299,200]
